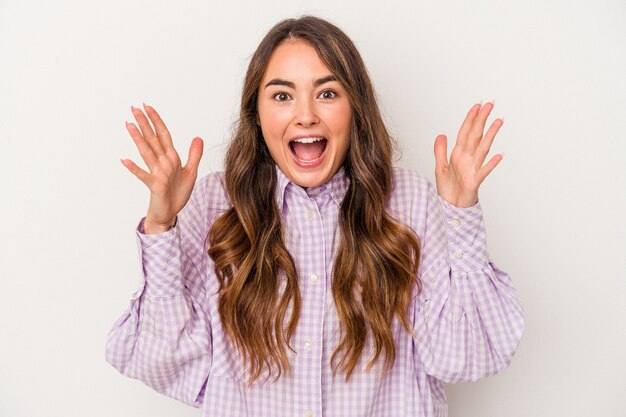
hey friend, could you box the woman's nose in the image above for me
[294,99,319,127]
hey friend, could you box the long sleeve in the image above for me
[412,179,525,384]
[105,175,218,408]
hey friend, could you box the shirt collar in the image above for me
[274,163,350,209]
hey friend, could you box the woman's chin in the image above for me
[285,161,334,189]
[289,171,326,189]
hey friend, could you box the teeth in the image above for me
[292,137,325,144]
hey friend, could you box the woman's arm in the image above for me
[412,179,525,383]
[105,174,218,407]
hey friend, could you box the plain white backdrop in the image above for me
[1,0,624,416]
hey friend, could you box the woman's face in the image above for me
[257,39,352,189]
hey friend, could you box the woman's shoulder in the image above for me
[197,170,225,189]
[193,171,233,213]
[390,166,432,196]
[388,166,433,231]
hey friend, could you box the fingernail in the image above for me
[131,105,136,112]
[500,152,505,159]
[143,102,148,109]
[501,116,505,123]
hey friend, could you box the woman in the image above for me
[106,15,524,417]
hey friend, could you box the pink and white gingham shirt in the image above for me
[105,164,524,417]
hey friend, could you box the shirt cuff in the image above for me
[135,216,185,298]
[436,196,491,271]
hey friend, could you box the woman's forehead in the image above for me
[261,40,334,85]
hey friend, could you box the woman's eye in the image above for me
[319,90,337,99]
[273,92,290,101]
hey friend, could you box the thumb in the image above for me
[433,134,448,172]
[184,137,204,174]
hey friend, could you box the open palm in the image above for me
[122,104,204,232]
[433,101,504,208]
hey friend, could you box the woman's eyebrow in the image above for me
[264,75,337,89]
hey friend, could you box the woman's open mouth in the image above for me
[288,137,328,167]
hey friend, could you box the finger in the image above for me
[120,158,153,187]
[456,103,481,149]
[474,117,504,169]
[131,105,164,156]
[143,103,174,152]
[467,101,495,152]
[184,137,204,174]
[125,121,158,171]
[433,134,448,173]
[477,153,504,183]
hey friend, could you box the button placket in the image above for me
[296,196,324,411]
[447,219,461,237]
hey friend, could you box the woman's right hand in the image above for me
[121,103,204,234]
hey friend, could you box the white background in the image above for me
[1,0,624,416]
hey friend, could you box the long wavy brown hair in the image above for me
[207,15,422,386]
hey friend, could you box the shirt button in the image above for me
[305,410,313,417]
[307,210,315,218]
[310,274,318,283]
[304,340,313,350]
[310,187,320,195]
[450,219,461,227]
[453,251,463,259]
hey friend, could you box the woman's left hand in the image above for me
[433,101,505,208]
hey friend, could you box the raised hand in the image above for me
[433,101,504,208]
[121,104,204,234]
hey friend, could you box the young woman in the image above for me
[106,15,524,417]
